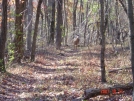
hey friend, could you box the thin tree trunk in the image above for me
[63,0,66,45]
[26,0,33,51]
[40,11,44,49]
[56,0,63,50]
[24,0,28,44]
[43,0,48,44]
[14,0,27,63]
[118,0,127,15]
[0,0,7,72]
[46,0,51,44]
[83,2,89,46]
[49,0,55,44]
[100,0,106,82]
[80,0,84,24]
[31,0,43,62]
[65,0,68,45]
[127,0,134,100]
[73,0,78,33]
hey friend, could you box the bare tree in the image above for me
[49,0,55,44]
[73,0,78,32]
[56,0,63,50]
[31,0,43,62]
[13,0,27,63]
[43,0,51,44]
[0,0,7,72]
[26,0,33,51]
[127,0,134,100]
[100,0,106,82]
[64,0,68,45]
[83,1,89,46]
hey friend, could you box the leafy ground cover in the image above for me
[0,45,132,101]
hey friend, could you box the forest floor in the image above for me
[0,45,133,101]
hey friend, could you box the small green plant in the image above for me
[8,43,15,64]
[0,59,6,72]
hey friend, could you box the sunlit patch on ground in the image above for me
[0,46,132,101]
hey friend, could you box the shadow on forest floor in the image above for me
[0,46,132,101]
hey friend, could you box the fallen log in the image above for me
[108,67,131,73]
[83,83,133,100]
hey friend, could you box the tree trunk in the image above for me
[43,0,48,44]
[100,0,106,82]
[115,0,120,45]
[63,0,66,45]
[49,0,55,44]
[79,0,84,24]
[45,0,51,44]
[24,0,28,44]
[84,83,133,100]
[73,0,78,33]
[83,2,89,46]
[118,0,127,15]
[13,0,27,63]
[56,0,63,50]
[127,0,134,100]
[26,0,33,51]
[31,0,43,62]
[40,11,44,49]
[64,0,68,45]
[0,0,7,72]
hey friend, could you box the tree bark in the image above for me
[31,0,43,62]
[64,0,68,45]
[83,2,89,46]
[49,0,55,44]
[118,0,127,15]
[14,0,27,63]
[84,83,133,100]
[26,0,33,51]
[56,0,63,50]
[45,0,51,44]
[127,0,134,100]
[100,0,106,82]
[73,0,78,33]
[0,0,7,72]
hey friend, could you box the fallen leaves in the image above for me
[0,46,132,101]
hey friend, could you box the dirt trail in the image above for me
[0,46,131,101]
[0,48,88,101]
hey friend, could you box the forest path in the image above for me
[0,46,131,101]
[0,47,92,101]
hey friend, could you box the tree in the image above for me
[127,0,134,100]
[118,0,127,15]
[73,0,78,32]
[31,0,43,62]
[43,0,51,44]
[56,0,63,50]
[49,0,55,44]
[83,1,89,46]
[13,0,27,63]
[100,0,106,82]
[0,0,8,72]
[64,0,68,46]
[26,0,33,51]
[79,0,84,24]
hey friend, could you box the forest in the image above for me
[0,0,134,101]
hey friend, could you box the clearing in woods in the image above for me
[0,45,132,101]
